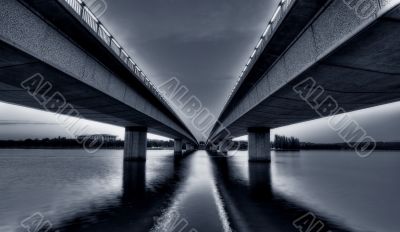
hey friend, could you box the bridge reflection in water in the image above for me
[50,151,351,232]
[211,153,353,232]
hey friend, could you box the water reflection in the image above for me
[122,162,146,200]
[248,163,272,199]
[208,152,351,232]
[3,149,398,232]
[151,151,229,232]
[55,152,193,232]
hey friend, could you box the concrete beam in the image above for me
[124,127,147,162]
[0,0,197,144]
[209,1,400,141]
[248,127,271,162]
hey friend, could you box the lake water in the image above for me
[0,149,399,232]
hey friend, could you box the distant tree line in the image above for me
[300,142,394,150]
[0,137,175,149]
[273,135,300,150]
[225,141,248,150]
[147,140,174,148]
[2,137,400,151]
[236,141,249,150]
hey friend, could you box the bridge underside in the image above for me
[211,5,400,140]
[0,41,191,140]
[0,0,196,143]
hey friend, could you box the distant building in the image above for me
[77,134,117,142]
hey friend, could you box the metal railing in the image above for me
[224,0,295,107]
[61,0,168,105]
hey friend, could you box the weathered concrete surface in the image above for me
[124,127,147,161]
[174,139,183,156]
[220,0,331,123]
[248,128,270,162]
[0,0,196,143]
[210,0,400,141]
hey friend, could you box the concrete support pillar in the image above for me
[124,126,147,162]
[174,139,183,156]
[248,127,271,162]
[209,144,218,152]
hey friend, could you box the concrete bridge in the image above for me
[208,0,400,161]
[2,0,400,162]
[0,0,197,160]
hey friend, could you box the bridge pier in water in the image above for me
[186,144,194,152]
[174,139,183,157]
[209,144,218,152]
[248,127,270,162]
[124,127,147,162]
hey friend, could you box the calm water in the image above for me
[0,149,399,232]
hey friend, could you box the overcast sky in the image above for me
[1,0,400,143]
[93,0,281,140]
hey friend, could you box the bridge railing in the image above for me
[224,0,295,106]
[62,0,168,105]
